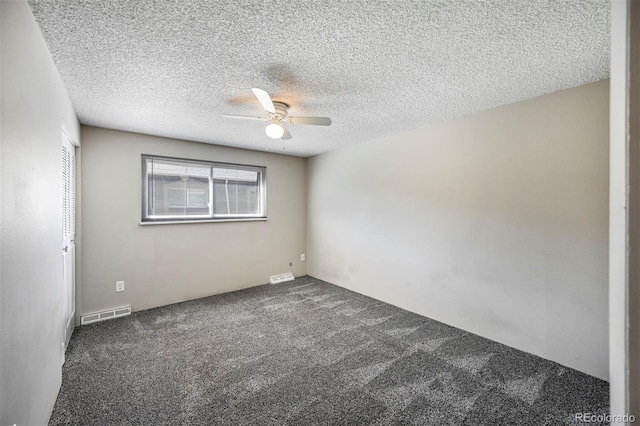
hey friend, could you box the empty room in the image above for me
[1,0,639,425]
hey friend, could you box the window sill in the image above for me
[139,217,267,226]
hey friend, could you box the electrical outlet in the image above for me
[301,253,306,262]
[116,281,125,292]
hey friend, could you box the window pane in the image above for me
[146,158,210,218]
[211,168,260,216]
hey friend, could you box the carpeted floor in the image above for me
[50,276,609,425]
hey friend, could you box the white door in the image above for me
[62,130,76,359]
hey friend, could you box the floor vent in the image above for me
[270,273,294,284]
[81,305,132,325]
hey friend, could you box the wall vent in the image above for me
[81,305,131,325]
[270,273,294,284]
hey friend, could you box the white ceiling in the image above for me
[28,0,610,157]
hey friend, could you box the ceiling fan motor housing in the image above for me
[271,102,289,121]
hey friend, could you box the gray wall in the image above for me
[0,1,81,424]
[80,127,307,314]
[621,0,640,417]
[609,0,632,417]
[307,80,609,380]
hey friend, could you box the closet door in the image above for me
[62,130,76,358]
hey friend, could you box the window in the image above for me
[142,155,266,223]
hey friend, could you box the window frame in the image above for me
[141,154,267,225]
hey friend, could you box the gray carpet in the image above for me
[50,276,609,425]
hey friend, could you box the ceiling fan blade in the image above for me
[221,114,268,121]
[251,88,276,114]
[288,116,332,126]
[281,124,292,140]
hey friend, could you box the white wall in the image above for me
[307,80,609,380]
[80,126,306,314]
[0,1,80,424]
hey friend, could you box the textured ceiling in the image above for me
[28,0,610,157]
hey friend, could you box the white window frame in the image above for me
[141,154,267,224]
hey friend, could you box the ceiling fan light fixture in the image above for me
[265,122,285,139]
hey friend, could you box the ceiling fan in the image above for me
[222,88,332,140]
